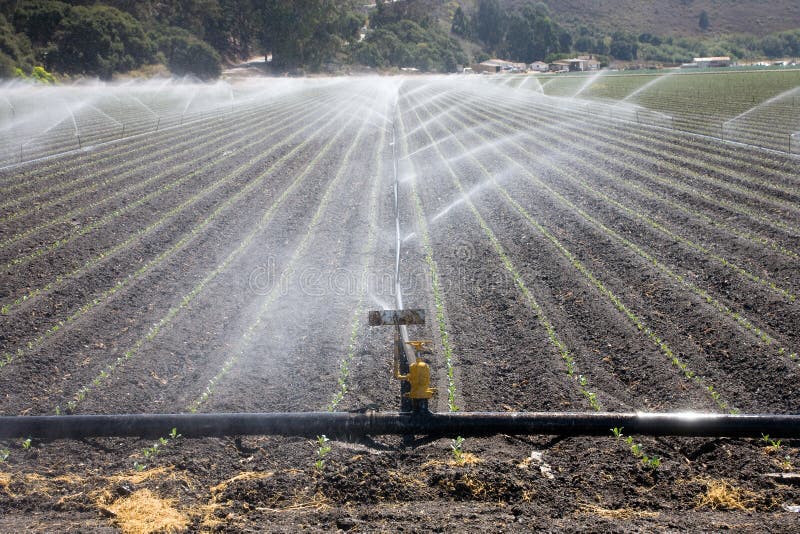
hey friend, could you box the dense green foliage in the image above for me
[354,0,466,72]
[633,29,800,64]
[155,26,222,79]
[260,0,361,70]
[458,0,569,62]
[0,0,798,80]
[0,12,33,75]
[46,5,155,79]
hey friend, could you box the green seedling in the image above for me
[761,434,782,451]
[611,429,660,470]
[315,435,332,470]
[133,461,146,472]
[21,438,32,450]
[642,455,662,469]
[451,436,466,464]
[169,428,181,439]
[0,448,9,462]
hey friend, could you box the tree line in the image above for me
[459,1,800,65]
[1,0,799,81]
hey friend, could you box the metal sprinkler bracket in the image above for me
[368,309,434,414]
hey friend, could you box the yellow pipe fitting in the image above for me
[394,340,436,400]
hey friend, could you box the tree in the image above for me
[0,50,15,77]
[46,5,155,79]
[156,26,221,79]
[475,0,504,50]
[505,14,532,61]
[558,29,573,52]
[451,6,469,38]
[0,12,33,71]
[699,10,709,31]
[260,0,345,70]
[11,0,69,46]
[610,32,638,60]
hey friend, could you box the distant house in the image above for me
[549,56,601,72]
[689,56,731,68]
[530,61,549,72]
[472,59,527,73]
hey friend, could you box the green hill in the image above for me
[456,0,800,37]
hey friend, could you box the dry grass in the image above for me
[451,452,482,466]
[209,470,274,497]
[0,472,11,494]
[387,469,428,491]
[106,466,182,486]
[436,474,489,499]
[201,469,327,524]
[578,503,660,520]
[107,489,188,534]
[694,479,757,511]
[421,452,482,470]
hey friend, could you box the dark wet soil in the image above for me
[2,79,800,532]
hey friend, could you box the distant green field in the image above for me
[524,69,800,152]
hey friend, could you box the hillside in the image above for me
[524,0,800,37]
[453,0,800,37]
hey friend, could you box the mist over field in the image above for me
[1,1,800,532]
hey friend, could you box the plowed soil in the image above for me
[1,77,800,532]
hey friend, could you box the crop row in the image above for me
[0,85,284,167]
[448,87,800,343]
[408,90,731,411]
[507,90,800,219]
[407,81,800,411]
[56,94,378,414]
[406,85,792,414]
[0,95,353,374]
[0,95,332,275]
[534,70,800,153]
[489,76,800,193]
[0,93,312,215]
[186,99,380,413]
[483,88,800,261]
[434,94,798,363]
[0,101,235,190]
[401,92,603,412]
[0,96,337,329]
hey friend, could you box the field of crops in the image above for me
[502,68,800,153]
[1,73,799,531]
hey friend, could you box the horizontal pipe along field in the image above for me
[1,72,800,530]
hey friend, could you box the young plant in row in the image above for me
[187,105,376,412]
[133,427,181,472]
[411,95,729,412]
[403,105,602,413]
[611,427,662,470]
[0,97,307,253]
[4,100,351,383]
[450,100,798,367]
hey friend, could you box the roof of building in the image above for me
[480,59,527,69]
[693,56,731,62]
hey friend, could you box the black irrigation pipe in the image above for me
[1,412,800,440]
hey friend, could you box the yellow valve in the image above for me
[395,356,436,399]
[394,340,436,400]
[416,357,438,399]
[407,340,432,354]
